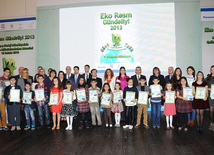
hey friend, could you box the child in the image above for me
[22,82,36,130]
[0,80,8,130]
[176,77,193,131]
[61,81,77,130]
[123,78,138,130]
[88,79,102,127]
[112,82,124,127]
[135,77,149,129]
[192,71,209,131]
[186,66,196,127]
[101,83,113,127]
[4,76,22,131]
[149,77,163,128]
[35,75,50,128]
[76,77,90,129]
[49,77,63,130]
[163,82,176,129]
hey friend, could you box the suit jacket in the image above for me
[4,85,23,105]
[88,77,103,90]
[82,73,92,85]
[17,78,32,91]
[149,74,166,89]
[61,78,67,89]
[65,73,74,80]
[69,74,82,88]
[165,75,172,83]
[131,74,147,87]
[136,85,150,107]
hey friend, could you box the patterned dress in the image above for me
[76,85,89,113]
[111,90,124,113]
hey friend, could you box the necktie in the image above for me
[86,74,89,82]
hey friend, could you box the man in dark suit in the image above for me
[82,64,92,85]
[65,66,74,80]
[165,66,174,83]
[131,66,147,87]
[88,69,102,89]
[69,66,82,88]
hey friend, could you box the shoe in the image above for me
[31,125,35,130]
[106,124,109,128]
[209,123,213,130]
[16,126,21,131]
[46,124,51,129]
[24,125,30,130]
[157,126,160,129]
[135,124,140,129]
[11,126,15,131]
[123,125,129,129]
[0,127,2,130]
[98,125,102,128]
[190,120,195,127]
[69,125,72,130]
[3,127,9,131]
[178,127,182,131]
[153,126,156,128]
[187,120,191,126]
[79,121,84,129]
[85,121,89,129]
[109,124,113,128]
[91,125,96,128]
[184,128,188,131]
[144,124,149,129]
[166,126,170,130]
[129,125,133,130]
[170,126,175,129]
[65,126,70,130]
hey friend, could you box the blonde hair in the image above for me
[22,68,29,79]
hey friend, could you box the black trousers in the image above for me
[125,106,137,125]
[178,112,188,128]
[78,112,89,122]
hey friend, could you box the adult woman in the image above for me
[149,67,165,88]
[116,67,129,91]
[104,68,115,92]
[171,67,182,90]
[44,69,56,90]
[17,68,32,91]
[58,71,67,89]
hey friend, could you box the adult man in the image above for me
[131,66,147,87]
[88,69,102,89]
[39,68,48,79]
[165,66,174,83]
[69,66,82,89]
[65,66,73,80]
[82,65,92,85]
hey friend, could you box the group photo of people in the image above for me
[0,64,213,133]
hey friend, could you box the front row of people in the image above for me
[0,71,210,132]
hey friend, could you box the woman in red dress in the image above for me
[49,77,63,130]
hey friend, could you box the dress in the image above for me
[60,90,77,117]
[111,90,124,113]
[163,91,176,116]
[192,81,210,109]
[76,85,89,113]
[50,86,63,113]
[175,88,193,113]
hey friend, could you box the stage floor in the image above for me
[0,112,214,155]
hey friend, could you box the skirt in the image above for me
[163,103,176,116]
[51,102,63,113]
[111,102,124,113]
[61,104,78,117]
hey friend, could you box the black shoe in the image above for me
[91,125,96,128]
[38,125,44,129]
[46,124,51,129]
[79,121,84,129]
[98,125,102,128]
[85,121,90,129]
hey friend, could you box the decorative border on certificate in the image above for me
[63,91,73,104]
[138,91,148,105]
[23,91,32,104]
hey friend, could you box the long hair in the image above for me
[164,82,174,91]
[77,77,86,88]
[58,71,65,80]
[102,83,112,93]
[178,77,188,90]
[187,66,195,78]
[50,77,63,91]
[50,69,57,78]
[114,82,122,90]
[206,65,214,81]
[153,67,161,75]
[171,67,182,85]
[104,68,114,81]
[196,71,205,82]
[118,66,127,80]
[65,80,74,91]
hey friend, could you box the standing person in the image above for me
[39,68,48,79]
[163,82,176,129]
[82,64,92,85]
[15,67,24,81]
[17,68,33,91]
[58,71,67,89]
[4,77,22,131]
[192,71,209,131]
[0,68,10,82]
[88,69,102,89]
[76,77,90,129]
[149,67,165,88]
[116,67,129,91]
[60,81,77,130]
[131,66,147,87]
[49,77,63,130]
[65,66,73,80]
[101,83,113,127]
[31,74,39,91]
[88,79,102,127]
[0,79,8,130]
[44,69,57,90]
[165,66,174,83]
[149,77,163,128]
[111,82,124,127]
[176,77,193,131]
[70,66,82,89]
[206,65,214,131]
[104,68,115,92]
[48,68,52,77]
[171,67,182,90]
[135,77,150,129]
[186,66,196,127]
[35,75,50,128]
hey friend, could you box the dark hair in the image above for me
[118,66,127,80]
[164,82,174,91]
[178,77,188,90]
[34,73,39,82]
[58,71,65,79]
[25,82,31,86]
[65,80,74,91]
[38,66,43,69]
[196,71,205,82]
[102,83,112,93]
[115,82,121,90]
[85,64,90,68]
[74,66,79,70]
[4,67,10,72]
[77,77,86,88]
[37,75,44,79]
[50,77,63,91]
[153,67,161,75]
[50,69,57,77]
[206,65,214,81]
[136,66,141,70]
[126,78,133,83]
[171,67,182,85]
[90,79,97,83]
[187,66,195,78]
[139,77,146,81]
[9,76,16,80]
[152,77,159,81]
[91,69,97,73]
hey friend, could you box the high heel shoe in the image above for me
[52,126,56,130]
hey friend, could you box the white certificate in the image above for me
[165,91,175,103]
[76,89,86,101]
[10,89,20,102]
[125,91,136,106]
[50,93,59,105]
[186,77,194,87]
[183,87,193,101]
[0,87,3,98]
[151,84,161,98]
[23,91,32,104]
[113,91,121,103]
[101,93,111,106]
[4,81,10,86]
[35,88,45,101]
[138,91,148,105]
[210,84,214,99]
[89,90,98,103]
[63,91,73,104]
[195,87,206,99]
